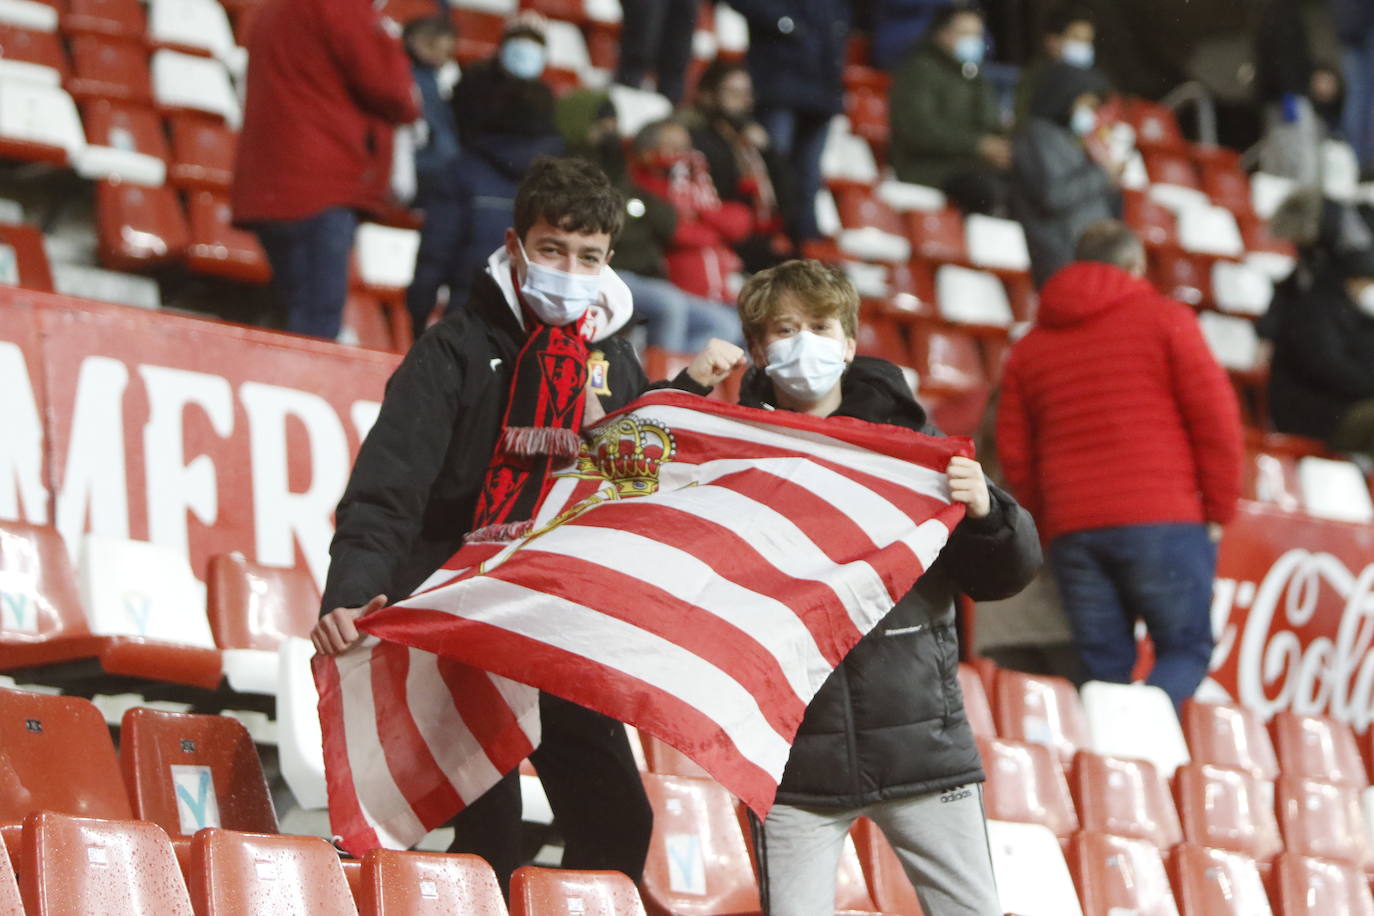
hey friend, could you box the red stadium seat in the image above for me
[833,185,905,242]
[1148,248,1210,307]
[1167,843,1272,916]
[79,99,170,161]
[0,825,18,914]
[119,707,277,837]
[205,553,319,652]
[845,85,890,153]
[168,114,235,191]
[851,817,925,916]
[957,663,995,739]
[518,0,585,21]
[1275,776,1374,870]
[639,773,760,916]
[1274,852,1374,916]
[1123,188,1180,250]
[340,858,362,910]
[908,324,988,397]
[977,737,1079,842]
[1181,700,1279,782]
[511,866,645,916]
[360,849,506,916]
[61,0,146,39]
[452,8,505,64]
[188,828,357,916]
[640,734,712,780]
[1239,215,1298,259]
[904,208,967,264]
[185,191,271,284]
[855,310,910,366]
[1270,710,1367,788]
[20,812,193,915]
[1143,150,1202,190]
[0,25,69,80]
[0,520,106,676]
[1125,100,1187,153]
[1068,831,1179,916]
[1070,751,1182,850]
[340,292,407,353]
[992,670,1088,770]
[66,35,153,105]
[1201,160,1253,218]
[1172,762,1282,866]
[0,222,54,292]
[95,179,189,271]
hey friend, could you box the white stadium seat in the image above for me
[0,81,85,162]
[936,264,1013,327]
[355,222,420,291]
[1081,681,1191,777]
[987,820,1083,916]
[840,261,890,299]
[151,49,242,128]
[277,636,329,809]
[148,0,238,63]
[1198,311,1261,372]
[714,4,749,55]
[876,180,946,213]
[607,83,672,138]
[821,118,879,186]
[814,188,841,239]
[78,534,215,647]
[0,0,57,31]
[584,0,622,24]
[52,263,163,310]
[1251,172,1298,221]
[543,19,591,75]
[966,214,1031,272]
[1211,260,1274,316]
[838,226,910,265]
[1120,151,1150,191]
[1148,182,1211,216]
[73,146,167,187]
[1245,250,1297,282]
[1297,456,1374,524]
[0,58,61,87]
[1322,138,1361,204]
[1178,204,1244,258]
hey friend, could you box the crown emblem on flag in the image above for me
[591,415,677,494]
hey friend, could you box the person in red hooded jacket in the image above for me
[996,220,1243,712]
[232,0,419,340]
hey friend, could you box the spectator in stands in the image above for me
[1311,62,1348,138]
[558,90,743,352]
[687,59,797,272]
[447,15,565,310]
[997,221,1244,713]
[727,0,851,241]
[869,0,950,70]
[403,16,463,340]
[233,0,419,340]
[628,118,752,302]
[726,260,1040,916]
[614,0,697,104]
[1010,61,1121,286]
[1013,4,1097,124]
[310,158,736,895]
[1331,0,1374,175]
[1255,0,1321,184]
[1269,245,1374,462]
[889,4,1011,215]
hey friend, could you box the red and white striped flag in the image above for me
[314,390,971,856]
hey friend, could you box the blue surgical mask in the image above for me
[764,331,848,402]
[952,34,985,66]
[500,37,546,81]
[517,240,602,326]
[1060,39,1094,69]
[1070,104,1097,137]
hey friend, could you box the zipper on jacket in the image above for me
[837,664,862,799]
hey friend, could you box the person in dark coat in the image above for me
[1269,245,1374,458]
[614,0,697,103]
[1013,4,1097,125]
[726,0,851,241]
[310,158,735,896]
[724,260,1041,916]
[1010,61,1121,287]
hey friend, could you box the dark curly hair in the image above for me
[514,156,625,243]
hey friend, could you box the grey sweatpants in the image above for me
[756,785,1000,916]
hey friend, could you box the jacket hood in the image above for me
[1036,261,1155,328]
[1027,61,1110,127]
[486,245,633,341]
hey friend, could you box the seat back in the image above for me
[510,866,644,916]
[986,820,1082,916]
[0,82,84,164]
[1167,843,1272,916]
[67,34,153,104]
[1275,852,1374,916]
[1201,161,1252,217]
[1294,458,1374,524]
[1271,709,1368,787]
[993,669,1088,769]
[78,534,212,646]
[1276,775,1374,870]
[168,115,236,191]
[277,637,328,810]
[0,819,20,915]
[1069,832,1178,916]
[1177,204,1244,258]
[0,688,132,823]
[957,663,995,739]
[205,553,319,652]
[1127,101,1186,151]
[63,0,147,38]
[0,25,68,83]
[1181,700,1278,781]
[79,99,170,161]
[1210,260,1274,316]
[20,812,193,915]
[360,849,506,916]
[0,221,54,293]
[909,326,987,396]
[1081,681,1191,778]
[965,214,1030,272]
[354,223,420,293]
[189,828,357,915]
[1198,311,1261,372]
[1123,188,1179,248]
[150,49,241,127]
[904,208,966,263]
[850,817,924,916]
[1147,248,1210,307]
[978,737,1078,840]
[1143,150,1201,189]
[1172,762,1281,863]
[120,707,276,837]
[934,265,1013,328]
[639,774,759,915]
[1071,751,1182,849]
[147,0,236,60]
[0,520,91,645]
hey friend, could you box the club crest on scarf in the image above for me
[538,334,589,424]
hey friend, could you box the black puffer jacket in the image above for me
[740,357,1042,808]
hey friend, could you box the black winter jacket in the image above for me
[740,358,1042,808]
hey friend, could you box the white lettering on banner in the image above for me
[1211,549,1374,729]
[140,366,234,560]
[350,400,382,444]
[240,381,349,592]
[55,357,130,555]
[0,342,49,524]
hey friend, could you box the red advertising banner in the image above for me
[0,295,46,530]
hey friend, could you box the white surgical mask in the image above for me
[1060,39,1094,69]
[764,331,848,402]
[953,34,985,66]
[1070,104,1097,137]
[1357,284,1374,317]
[517,240,602,326]
[501,37,545,80]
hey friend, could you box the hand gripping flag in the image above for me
[315,390,972,855]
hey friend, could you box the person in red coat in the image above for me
[232,0,419,340]
[996,220,1243,711]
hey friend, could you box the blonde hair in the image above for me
[736,260,859,347]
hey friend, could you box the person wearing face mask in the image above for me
[708,260,1040,916]
[310,158,737,896]
[889,3,1011,215]
[1010,61,1121,287]
[1269,245,1374,462]
[1013,4,1098,125]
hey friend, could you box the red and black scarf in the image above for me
[467,276,592,542]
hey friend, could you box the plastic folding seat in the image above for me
[120,707,277,837]
[0,81,84,165]
[1172,762,1282,865]
[855,312,911,367]
[1201,160,1253,218]
[1275,775,1374,870]
[713,3,748,58]
[850,818,924,916]
[1181,700,1279,782]
[0,688,133,827]
[1323,138,1361,202]
[908,324,987,396]
[185,191,271,284]
[1275,852,1374,916]
[205,552,319,654]
[876,180,946,215]
[993,669,1089,770]
[1250,171,1297,221]
[821,125,880,190]
[66,34,153,104]
[95,179,190,271]
[189,828,357,915]
[934,265,1013,328]
[1126,100,1187,153]
[640,734,712,780]
[833,186,910,263]
[354,222,419,294]
[1177,204,1245,259]
[1210,260,1273,316]
[885,259,937,320]
[986,820,1083,916]
[0,221,54,290]
[0,520,109,677]
[957,662,995,739]
[1071,751,1182,849]
[147,0,237,63]
[1080,682,1190,778]
[359,849,506,916]
[1123,188,1179,249]
[904,208,966,264]
[79,99,168,160]
[451,8,506,64]
[61,0,144,37]
[151,49,240,127]
[1271,710,1368,787]
[978,737,1078,841]
[1148,248,1210,307]
[20,812,194,915]
[639,773,760,916]
[845,85,889,151]
[511,866,645,916]
[1068,831,1179,916]
[167,113,234,191]
[1144,150,1202,190]
[339,292,407,352]
[1295,456,1374,523]
[1167,843,1272,916]
[964,214,1031,274]
[0,826,18,915]
[1239,215,1297,280]
[0,24,68,83]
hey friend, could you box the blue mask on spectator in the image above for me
[1060,40,1094,69]
[501,37,546,80]
[953,34,985,66]
[1070,105,1097,137]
